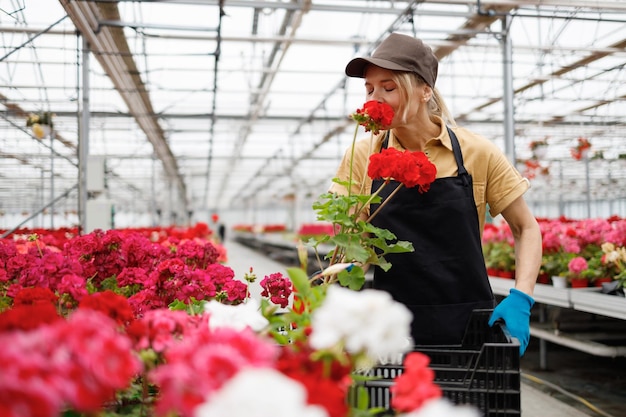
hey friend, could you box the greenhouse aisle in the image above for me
[224,237,290,300]
[223,239,595,417]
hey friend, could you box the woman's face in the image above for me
[363,65,428,127]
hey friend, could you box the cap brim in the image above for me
[345,57,412,78]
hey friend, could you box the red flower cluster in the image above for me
[276,343,353,417]
[0,307,140,416]
[522,158,549,180]
[297,222,337,237]
[351,100,394,135]
[0,228,240,317]
[529,139,548,151]
[368,147,437,193]
[260,272,293,308]
[78,290,135,326]
[0,301,61,332]
[390,352,442,412]
[149,317,277,417]
[571,136,591,160]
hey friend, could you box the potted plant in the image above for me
[570,137,591,161]
[484,241,515,278]
[566,256,590,288]
[548,251,575,288]
[25,111,54,139]
[600,242,626,290]
[529,138,548,159]
[308,100,436,289]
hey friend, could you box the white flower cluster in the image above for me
[195,368,328,417]
[309,285,413,361]
[400,398,481,417]
[204,298,268,332]
[602,242,626,264]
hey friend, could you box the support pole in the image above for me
[78,35,90,234]
[584,152,591,218]
[501,14,515,163]
[50,130,55,229]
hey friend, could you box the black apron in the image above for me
[370,128,495,346]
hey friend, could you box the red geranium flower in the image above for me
[390,351,442,412]
[260,272,293,308]
[368,147,437,193]
[276,343,352,417]
[571,137,591,161]
[351,100,394,135]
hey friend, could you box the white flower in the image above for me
[399,398,481,417]
[204,298,268,332]
[194,368,329,417]
[309,285,413,361]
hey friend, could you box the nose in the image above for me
[370,91,385,103]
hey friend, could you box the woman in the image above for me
[330,33,542,355]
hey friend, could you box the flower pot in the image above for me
[570,278,589,288]
[497,270,515,279]
[551,276,568,288]
[537,273,551,285]
[594,277,613,288]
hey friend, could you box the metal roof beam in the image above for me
[60,0,189,214]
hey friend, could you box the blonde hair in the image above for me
[392,72,456,127]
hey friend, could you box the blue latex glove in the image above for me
[488,288,535,356]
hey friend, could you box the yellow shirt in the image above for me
[328,116,529,234]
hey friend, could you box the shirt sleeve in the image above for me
[485,149,530,217]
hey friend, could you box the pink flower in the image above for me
[149,324,277,417]
[260,272,293,308]
[221,280,249,304]
[128,308,193,352]
[0,328,65,417]
[56,273,88,302]
[568,256,588,275]
[205,263,236,290]
[0,309,140,415]
[55,310,141,411]
[116,266,150,287]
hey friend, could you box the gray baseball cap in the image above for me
[345,33,438,88]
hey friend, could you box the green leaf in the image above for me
[337,266,365,290]
[343,241,372,265]
[356,385,371,409]
[287,267,311,297]
[375,256,392,272]
[168,299,188,311]
[386,240,414,253]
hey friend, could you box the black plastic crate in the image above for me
[351,309,521,417]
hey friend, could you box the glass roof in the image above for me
[1,0,625,229]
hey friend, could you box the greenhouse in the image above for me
[1,1,625,417]
[1,0,625,230]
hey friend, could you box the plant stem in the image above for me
[347,122,360,199]
[327,180,399,274]
[328,122,361,273]
[366,182,404,223]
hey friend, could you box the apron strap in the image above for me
[447,127,470,186]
